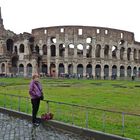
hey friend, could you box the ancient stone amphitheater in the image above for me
[0,7,140,78]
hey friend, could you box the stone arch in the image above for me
[133,67,137,76]
[104,65,109,78]
[6,39,14,53]
[11,56,18,74]
[50,45,56,56]
[27,63,32,76]
[42,64,48,74]
[42,45,47,55]
[95,64,101,78]
[127,48,131,61]
[1,63,5,73]
[120,47,125,60]
[86,64,92,75]
[50,63,56,77]
[112,45,117,59]
[86,45,92,58]
[120,65,125,77]
[50,37,56,43]
[19,44,24,53]
[59,44,65,57]
[77,44,83,57]
[58,63,65,75]
[112,65,117,78]
[19,64,24,76]
[68,44,74,56]
[96,44,101,58]
[104,45,109,59]
[127,66,131,77]
[77,64,83,76]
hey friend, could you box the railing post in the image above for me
[85,109,88,128]
[102,111,106,132]
[122,112,125,136]
[10,95,13,109]
[26,98,29,113]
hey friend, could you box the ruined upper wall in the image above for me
[31,26,135,44]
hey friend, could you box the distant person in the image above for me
[29,74,44,126]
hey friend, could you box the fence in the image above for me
[0,93,140,140]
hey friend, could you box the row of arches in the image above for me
[1,62,139,78]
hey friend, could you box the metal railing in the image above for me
[0,93,140,139]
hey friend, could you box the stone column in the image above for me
[64,63,68,74]
[92,46,95,58]
[117,66,120,77]
[109,66,112,78]
[83,64,86,77]
[109,47,112,59]
[101,65,104,79]
[47,62,50,76]
[83,45,86,58]
[130,49,134,61]
[56,44,59,58]
[116,48,120,60]
[101,46,104,59]
[24,64,27,77]
[74,45,77,58]
[73,63,77,74]
[55,63,58,78]
[123,50,127,60]
[64,44,68,59]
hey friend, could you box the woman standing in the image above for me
[29,74,44,126]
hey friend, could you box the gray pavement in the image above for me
[0,113,91,140]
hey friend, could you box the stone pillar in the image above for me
[24,65,27,77]
[73,63,77,74]
[123,50,127,60]
[101,47,104,59]
[32,59,38,74]
[47,62,50,76]
[92,46,95,58]
[117,66,120,77]
[64,63,68,74]
[65,44,68,59]
[109,66,112,78]
[116,48,120,60]
[124,66,127,77]
[83,64,86,77]
[101,65,104,79]
[83,45,86,58]
[109,47,112,59]
[55,63,58,78]
[56,44,59,58]
[74,45,77,58]
[130,49,134,61]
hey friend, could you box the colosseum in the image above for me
[0,7,140,79]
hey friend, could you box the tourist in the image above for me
[29,74,44,126]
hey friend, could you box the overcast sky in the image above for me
[0,0,140,41]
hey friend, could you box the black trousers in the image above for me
[31,98,40,123]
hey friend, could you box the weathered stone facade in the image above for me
[0,7,140,78]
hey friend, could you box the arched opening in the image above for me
[127,66,131,77]
[1,63,5,73]
[86,64,92,75]
[77,44,83,57]
[50,37,56,43]
[120,47,125,60]
[86,45,92,58]
[133,49,137,61]
[43,45,47,55]
[59,44,65,57]
[127,48,131,61]
[86,37,92,43]
[104,65,109,78]
[112,65,117,79]
[14,46,17,54]
[112,46,117,59]
[68,44,74,56]
[50,45,56,57]
[77,64,83,76]
[35,45,39,54]
[104,45,109,59]
[58,63,65,76]
[68,64,73,75]
[119,40,125,45]
[42,64,48,74]
[50,63,56,77]
[11,56,18,74]
[19,44,24,53]
[133,67,137,76]
[19,64,24,76]
[96,44,101,58]
[27,63,32,76]
[95,64,101,79]
[120,66,125,77]
[6,39,14,53]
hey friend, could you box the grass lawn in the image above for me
[0,77,140,139]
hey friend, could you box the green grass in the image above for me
[0,77,140,139]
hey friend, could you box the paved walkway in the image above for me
[0,113,90,140]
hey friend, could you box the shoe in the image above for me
[36,118,41,123]
[33,122,40,127]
